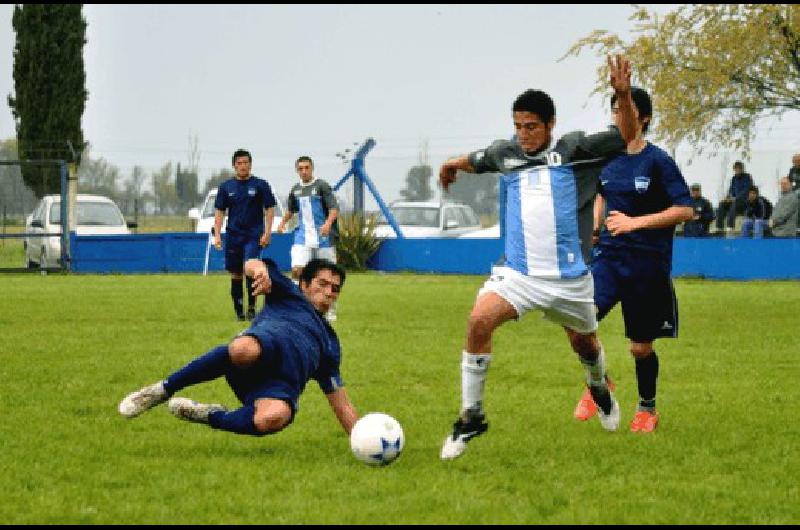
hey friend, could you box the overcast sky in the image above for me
[1,4,797,205]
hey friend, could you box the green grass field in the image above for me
[0,273,797,524]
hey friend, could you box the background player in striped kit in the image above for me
[277,156,340,320]
[438,56,638,460]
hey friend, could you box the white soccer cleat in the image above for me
[598,396,621,432]
[168,397,227,424]
[118,381,168,418]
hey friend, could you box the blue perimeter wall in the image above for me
[70,232,800,280]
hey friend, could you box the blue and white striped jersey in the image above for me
[287,179,339,249]
[469,128,624,279]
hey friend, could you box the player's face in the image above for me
[296,161,314,183]
[611,102,648,135]
[234,156,252,179]
[301,269,342,313]
[513,111,553,154]
[691,188,700,199]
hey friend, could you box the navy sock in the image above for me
[635,351,659,411]
[231,278,244,316]
[164,345,231,395]
[245,278,256,313]
[208,405,267,437]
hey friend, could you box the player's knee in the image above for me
[229,336,261,367]
[467,310,497,341]
[253,408,291,434]
[630,342,653,358]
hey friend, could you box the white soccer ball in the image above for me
[350,412,405,466]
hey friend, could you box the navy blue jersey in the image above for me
[597,143,692,260]
[215,177,277,239]
[246,259,343,398]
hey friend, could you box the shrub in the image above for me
[335,212,382,271]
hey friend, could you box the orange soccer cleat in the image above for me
[573,380,615,421]
[630,410,659,433]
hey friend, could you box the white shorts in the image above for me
[290,245,337,269]
[477,266,598,334]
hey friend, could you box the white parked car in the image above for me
[459,223,500,238]
[188,189,285,235]
[24,194,133,268]
[373,201,482,238]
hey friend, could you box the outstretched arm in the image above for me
[439,155,475,192]
[326,388,358,435]
[245,258,272,295]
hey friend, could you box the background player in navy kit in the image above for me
[214,149,277,320]
[573,86,693,433]
[438,56,638,460]
[118,258,359,438]
[277,156,339,320]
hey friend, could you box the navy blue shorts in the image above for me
[224,236,261,274]
[591,247,678,342]
[226,321,317,419]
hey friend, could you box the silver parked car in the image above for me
[24,194,133,268]
[373,201,482,238]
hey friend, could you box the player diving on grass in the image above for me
[118,258,359,437]
[438,55,638,460]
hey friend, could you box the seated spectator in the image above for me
[771,177,799,238]
[741,185,771,239]
[788,153,800,193]
[683,183,715,237]
[716,161,754,233]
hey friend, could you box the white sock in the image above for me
[461,351,492,412]
[580,347,607,387]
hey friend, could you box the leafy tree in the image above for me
[8,4,87,197]
[77,154,121,201]
[119,165,147,216]
[0,138,38,217]
[446,171,499,217]
[175,163,199,211]
[201,168,234,197]
[151,162,177,215]
[562,4,800,154]
[399,164,433,202]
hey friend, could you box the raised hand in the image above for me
[608,54,631,94]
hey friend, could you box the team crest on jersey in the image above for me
[634,176,650,193]
[248,188,256,196]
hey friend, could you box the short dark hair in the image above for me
[512,90,555,124]
[690,183,701,190]
[749,185,759,194]
[611,87,653,133]
[734,161,745,170]
[232,149,252,166]
[299,259,346,288]
[295,156,314,167]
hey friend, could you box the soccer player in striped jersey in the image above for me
[439,56,638,460]
[277,156,340,320]
[573,86,693,433]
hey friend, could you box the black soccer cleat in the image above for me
[440,407,489,460]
